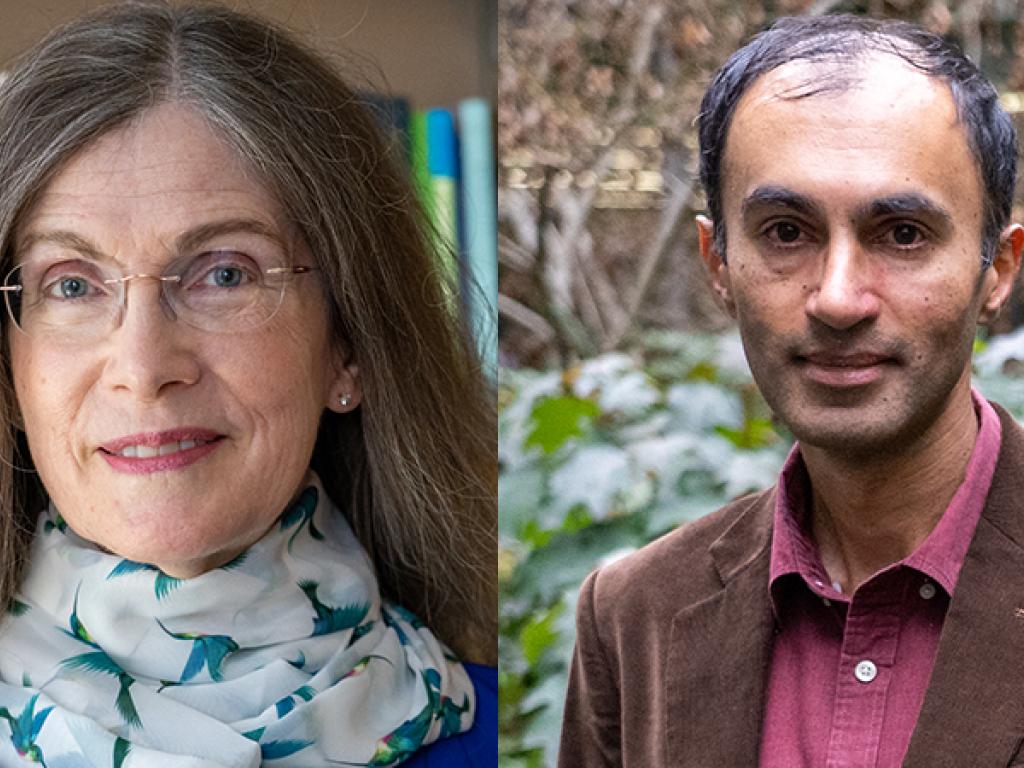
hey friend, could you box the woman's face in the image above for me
[9,103,358,577]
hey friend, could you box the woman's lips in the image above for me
[99,429,224,475]
[797,353,893,388]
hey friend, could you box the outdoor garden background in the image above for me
[497,0,1024,765]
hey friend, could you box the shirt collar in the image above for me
[769,389,1002,606]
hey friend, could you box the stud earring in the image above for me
[338,393,352,408]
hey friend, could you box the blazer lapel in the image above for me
[665,491,775,766]
[905,407,1024,768]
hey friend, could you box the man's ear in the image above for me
[696,215,735,317]
[325,348,362,414]
[979,223,1024,324]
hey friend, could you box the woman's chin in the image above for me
[83,522,259,578]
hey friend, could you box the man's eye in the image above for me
[765,221,803,245]
[889,223,924,247]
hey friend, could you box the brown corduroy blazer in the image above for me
[559,404,1024,768]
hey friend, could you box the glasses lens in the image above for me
[167,250,287,333]
[7,260,116,339]
[3,265,23,332]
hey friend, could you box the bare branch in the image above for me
[570,231,612,338]
[610,4,665,124]
[606,146,696,350]
[499,232,535,271]
[498,293,556,344]
[498,188,539,254]
[957,0,984,66]
[533,168,598,362]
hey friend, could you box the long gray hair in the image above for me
[0,2,496,661]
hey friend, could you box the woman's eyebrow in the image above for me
[16,230,107,261]
[17,218,288,263]
[174,218,288,254]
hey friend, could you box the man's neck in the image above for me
[801,386,979,595]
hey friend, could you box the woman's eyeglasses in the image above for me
[1,250,317,341]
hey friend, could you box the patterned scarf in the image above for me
[0,473,474,767]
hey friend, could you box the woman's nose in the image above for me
[100,279,201,400]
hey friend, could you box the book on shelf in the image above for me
[361,91,497,376]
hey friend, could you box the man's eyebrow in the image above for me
[858,194,954,227]
[17,217,288,263]
[741,186,824,220]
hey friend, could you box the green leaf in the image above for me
[525,396,600,454]
[714,418,778,449]
[686,360,719,382]
[519,520,555,550]
[507,516,643,604]
[520,603,564,667]
[560,504,593,534]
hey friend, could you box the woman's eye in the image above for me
[196,260,256,289]
[45,275,95,300]
[208,266,245,288]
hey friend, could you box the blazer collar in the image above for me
[665,489,775,766]
[905,403,1024,766]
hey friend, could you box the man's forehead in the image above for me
[722,50,965,185]
[735,51,954,117]
[718,48,982,228]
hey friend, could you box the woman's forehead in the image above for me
[20,102,289,245]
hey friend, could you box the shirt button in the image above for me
[919,582,937,600]
[854,660,877,683]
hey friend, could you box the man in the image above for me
[559,15,1024,768]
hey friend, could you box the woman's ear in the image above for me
[326,350,362,414]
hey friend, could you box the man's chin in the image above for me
[788,420,905,459]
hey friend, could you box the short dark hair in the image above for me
[697,14,1017,267]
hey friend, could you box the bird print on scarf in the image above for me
[155,620,239,683]
[60,585,142,728]
[0,694,53,766]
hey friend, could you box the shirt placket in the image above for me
[824,577,906,768]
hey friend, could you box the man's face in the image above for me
[700,54,1019,457]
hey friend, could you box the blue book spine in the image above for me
[426,108,460,268]
[457,98,497,378]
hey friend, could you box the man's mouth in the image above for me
[795,352,895,387]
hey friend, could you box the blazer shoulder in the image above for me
[584,486,774,629]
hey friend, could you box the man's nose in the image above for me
[804,233,881,330]
[100,278,201,401]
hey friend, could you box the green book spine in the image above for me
[409,110,434,223]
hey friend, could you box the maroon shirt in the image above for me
[759,392,1001,768]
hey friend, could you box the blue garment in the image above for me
[404,663,497,766]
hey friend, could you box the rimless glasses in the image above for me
[0,249,316,342]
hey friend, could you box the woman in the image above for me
[0,2,495,766]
